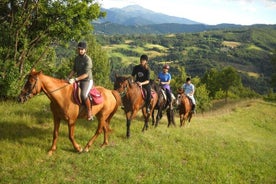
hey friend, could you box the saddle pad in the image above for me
[89,88,104,105]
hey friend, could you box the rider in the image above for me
[132,54,151,113]
[182,77,196,113]
[157,64,173,107]
[68,41,94,121]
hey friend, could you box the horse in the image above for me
[150,80,176,127]
[18,69,120,155]
[113,75,158,138]
[176,88,193,127]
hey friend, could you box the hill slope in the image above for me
[0,97,275,183]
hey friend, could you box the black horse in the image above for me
[150,80,175,127]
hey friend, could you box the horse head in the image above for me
[18,69,42,103]
[114,75,133,95]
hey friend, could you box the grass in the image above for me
[0,96,276,183]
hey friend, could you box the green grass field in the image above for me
[0,96,275,183]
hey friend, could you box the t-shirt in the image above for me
[73,54,93,80]
[158,72,171,91]
[131,64,150,83]
[182,83,195,95]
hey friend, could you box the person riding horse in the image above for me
[182,77,196,113]
[68,42,94,121]
[131,54,151,113]
[157,64,173,108]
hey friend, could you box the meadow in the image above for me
[0,96,275,183]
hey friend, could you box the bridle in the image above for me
[21,75,69,99]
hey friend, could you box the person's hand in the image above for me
[137,82,142,87]
[68,78,76,84]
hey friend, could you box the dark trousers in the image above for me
[143,84,151,108]
[165,88,172,103]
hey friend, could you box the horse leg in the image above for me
[126,119,131,138]
[171,109,176,126]
[68,119,83,153]
[151,110,155,126]
[180,114,184,127]
[166,108,171,127]
[48,115,60,156]
[84,118,105,152]
[142,110,150,132]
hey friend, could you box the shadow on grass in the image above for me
[0,121,50,141]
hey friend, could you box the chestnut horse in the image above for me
[114,75,158,138]
[18,69,120,155]
[176,89,193,127]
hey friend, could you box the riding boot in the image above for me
[191,104,196,114]
[85,98,93,121]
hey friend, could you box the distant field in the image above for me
[0,97,275,183]
[222,41,241,48]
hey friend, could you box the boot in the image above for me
[191,104,196,114]
[85,98,93,121]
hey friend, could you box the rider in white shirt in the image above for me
[182,77,196,113]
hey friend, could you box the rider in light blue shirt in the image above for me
[158,64,173,107]
[182,77,196,113]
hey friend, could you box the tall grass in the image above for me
[0,96,275,183]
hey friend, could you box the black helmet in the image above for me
[77,42,87,49]
[140,54,148,61]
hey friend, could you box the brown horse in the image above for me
[114,75,158,138]
[176,89,193,127]
[18,69,120,155]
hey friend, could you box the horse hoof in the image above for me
[48,150,54,156]
[83,147,89,152]
[78,147,83,153]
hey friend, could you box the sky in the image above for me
[96,0,276,25]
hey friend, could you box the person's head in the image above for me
[163,64,169,72]
[140,54,148,66]
[77,42,87,55]
[186,77,191,84]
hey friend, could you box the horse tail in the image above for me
[111,90,122,107]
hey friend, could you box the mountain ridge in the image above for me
[96,5,201,26]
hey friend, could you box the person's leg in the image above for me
[81,80,93,120]
[145,85,151,113]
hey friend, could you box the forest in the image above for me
[95,25,276,95]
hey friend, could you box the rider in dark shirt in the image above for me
[132,54,151,113]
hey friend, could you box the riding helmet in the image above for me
[163,64,170,69]
[77,42,87,49]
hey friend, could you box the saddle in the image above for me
[139,86,156,100]
[73,82,103,105]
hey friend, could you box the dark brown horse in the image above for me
[114,75,158,138]
[150,80,175,127]
[176,88,193,127]
[18,69,120,155]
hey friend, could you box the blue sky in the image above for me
[97,0,276,25]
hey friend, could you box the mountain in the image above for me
[96,5,201,26]
[93,5,247,34]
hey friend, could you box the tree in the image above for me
[201,68,220,99]
[270,50,276,92]
[219,66,242,102]
[0,0,105,98]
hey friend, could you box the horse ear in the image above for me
[31,68,36,73]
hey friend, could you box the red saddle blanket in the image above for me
[73,83,103,105]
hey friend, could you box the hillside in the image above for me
[1,97,275,183]
[96,25,276,94]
